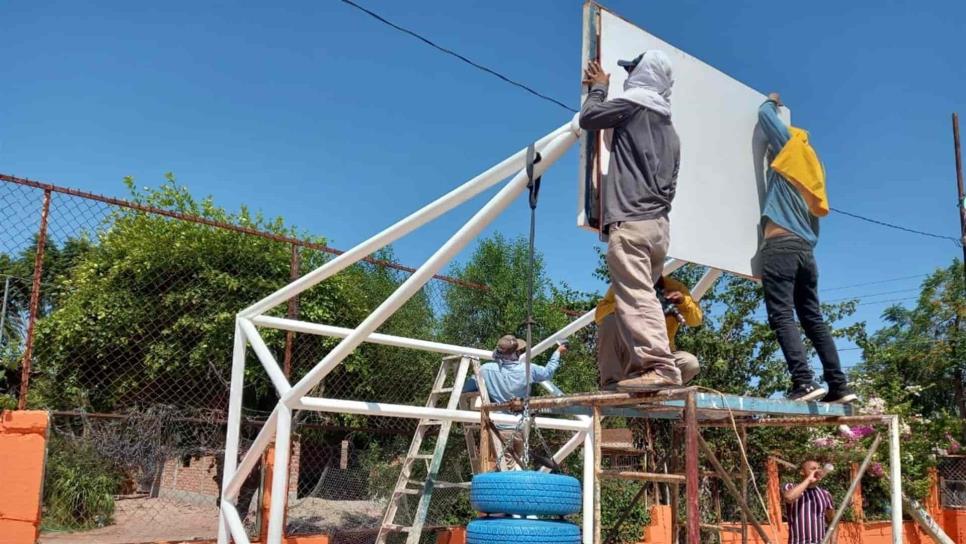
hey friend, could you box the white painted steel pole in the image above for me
[691,268,723,302]
[582,431,594,544]
[238,319,291,396]
[889,415,903,544]
[662,258,686,275]
[253,315,494,360]
[281,129,579,406]
[266,405,293,544]
[540,430,586,473]
[296,396,590,432]
[221,501,252,544]
[226,408,279,499]
[254,315,584,402]
[240,122,574,319]
[530,309,596,358]
[217,322,247,544]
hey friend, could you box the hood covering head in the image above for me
[619,50,674,117]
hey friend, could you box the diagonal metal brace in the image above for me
[697,433,775,544]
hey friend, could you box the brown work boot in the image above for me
[616,370,682,392]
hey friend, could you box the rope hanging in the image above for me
[522,142,542,469]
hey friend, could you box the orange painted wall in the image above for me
[0,410,50,544]
[437,527,466,544]
[943,509,966,543]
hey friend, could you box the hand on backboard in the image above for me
[583,60,610,87]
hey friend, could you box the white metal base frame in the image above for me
[217,118,592,544]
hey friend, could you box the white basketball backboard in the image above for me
[578,2,789,278]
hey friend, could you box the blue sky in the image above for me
[3,1,964,368]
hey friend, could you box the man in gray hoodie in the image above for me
[580,51,682,391]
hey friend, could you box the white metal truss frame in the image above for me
[216,115,904,544]
[217,118,602,544]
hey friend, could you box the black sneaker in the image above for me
[788,381,827,402]
[822,387,858,404]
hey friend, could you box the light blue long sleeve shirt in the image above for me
[462,350,563,429]
[759,101,819,246]
[462,349,563,401]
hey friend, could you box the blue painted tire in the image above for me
[470,471,581,516]
[467,518,581,544]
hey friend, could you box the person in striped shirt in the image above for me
[782,460,836,544]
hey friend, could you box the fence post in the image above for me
[17,189,51,410]
[283,243,300,378]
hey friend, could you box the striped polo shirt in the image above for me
[783,483,833,544]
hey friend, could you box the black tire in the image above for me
[470,470,581,516]
[467,518,581,544]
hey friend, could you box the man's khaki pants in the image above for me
[488,429,524,470]
[597,313,698,388]
[605,217,679,381]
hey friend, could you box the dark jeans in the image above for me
[761,235,847,390]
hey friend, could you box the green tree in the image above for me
[1,236,92,407]
[439,234,600,394]
[853,260,965,438]
[26,175,435,413]
[832,261,966,508]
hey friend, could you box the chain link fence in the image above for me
[939,456,966,509]
[1,173,570,543]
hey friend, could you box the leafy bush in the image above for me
[42,436,122,531]
[599,480,651,543]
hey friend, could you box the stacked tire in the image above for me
[467,471,582,544]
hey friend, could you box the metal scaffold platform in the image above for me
[482,388,903,544]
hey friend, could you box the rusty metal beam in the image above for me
[684,392,700,544]
[599,470,686,485]
[17,189,51,409]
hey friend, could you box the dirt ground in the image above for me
[287,496,385,535]
[40,496,385,544]
[40,497,221,544]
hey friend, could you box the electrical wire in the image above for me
[830,207,962,246]
[824,287,920,303]
[821,274,929,293]
[337,0,577,113]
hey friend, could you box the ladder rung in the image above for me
[412,453,434,460]
[434,386,455,393]
[418,420,443,427]
[382,524,411,532]
[394,488,421,496]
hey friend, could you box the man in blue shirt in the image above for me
[758,93,855,403]
[463,334,567,466]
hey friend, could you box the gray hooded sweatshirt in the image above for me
[579,51,681,230]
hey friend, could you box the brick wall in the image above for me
[158,440,301,504]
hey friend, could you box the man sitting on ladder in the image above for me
[580,50,682,392]
[596,275,703,391]
[463,335,567,468]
